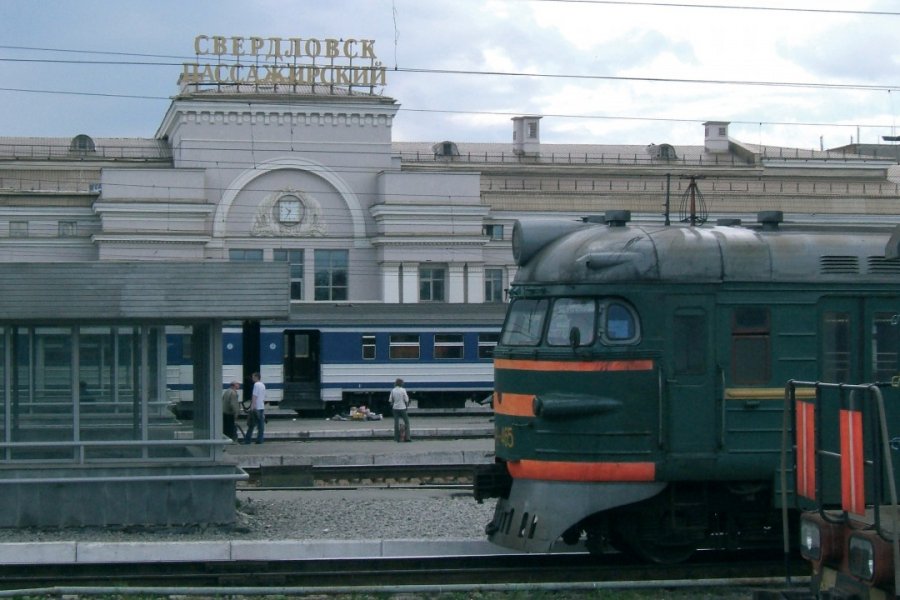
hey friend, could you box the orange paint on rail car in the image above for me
[508,459,656,482]
[495,358,654,372]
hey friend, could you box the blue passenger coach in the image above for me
[217,303,507,413]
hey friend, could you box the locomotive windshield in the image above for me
[501,297,641,346]
[500,298,548,346]
[547,298,595,346]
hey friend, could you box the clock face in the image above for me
[277,196,303,224]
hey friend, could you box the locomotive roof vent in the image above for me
[716,218,742,227]
[757,211,784,230]
[581,215,606,224]
[605,210,631,227]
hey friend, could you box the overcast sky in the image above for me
[1,0,898,151]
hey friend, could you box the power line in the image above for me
[1,54,896,93]
[0,86,897,132]
[527,0,900,17]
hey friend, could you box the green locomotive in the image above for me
[475,210,900,563]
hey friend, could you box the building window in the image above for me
[229,249,263,261]
[434,334,464,359]
[528,122,538,138]
[478,333,499,359]
[274,249,304,301]
[390,334,420,359]
[484,268,504,303]
[419,266,445,302]
[362,334,376,360]
[314,249,348,301]
[482,224,504,240]
[9,221,27,238]
[69,134,95,153]
[58,221,77,237]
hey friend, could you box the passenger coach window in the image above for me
[547,298,596,346]
[361,334,376,360]
[731,307,771,385]
[500,299,549,346]
[389,334,420,359]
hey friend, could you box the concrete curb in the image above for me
[0,538,523,564]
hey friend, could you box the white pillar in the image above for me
[448,264,465,303]
[401,262,418,303]
[466,263,485,303]
[382,262,401,303]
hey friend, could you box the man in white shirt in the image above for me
[390,378,411,442]
[243,372,266,444]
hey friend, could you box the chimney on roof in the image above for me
[512,116,542,157]
[703,121,730,154]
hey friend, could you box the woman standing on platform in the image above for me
[390,378,411,442]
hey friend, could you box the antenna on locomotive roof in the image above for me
[679,175,708,226]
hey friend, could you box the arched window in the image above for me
[69,134,96,153]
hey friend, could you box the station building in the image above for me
[0,36,898,527]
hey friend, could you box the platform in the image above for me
[223,414,496,468]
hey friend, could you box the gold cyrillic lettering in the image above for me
[194,36,209,55]
[200,64,215,81]
[231,37,245,56]
[352,68,368,85]
[360,40,376,59]
[343,39,358,58]
[182,63,201,83]
[249,37,264,56]
[245,65,259,83]
[325,38,340,58]
[334,67,352,85]
[305,39,321,57]
[285,38,301,57]
[265,37,283,59]
[212,36,227,56]
[370,63,386,86]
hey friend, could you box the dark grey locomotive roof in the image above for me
[0,262,290,322]
[512,214,900,285]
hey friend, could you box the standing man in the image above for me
[390,378,411,442]
[243,372,266,445]
[222,380,241,441]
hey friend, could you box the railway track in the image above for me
[243,463,476,488]
[0,548,808,595]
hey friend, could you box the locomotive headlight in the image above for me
[799,513,843,564]
[799,517,821,561]
[848,534,875,581]
[848,530,893,586]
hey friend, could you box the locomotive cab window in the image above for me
[500,298,549,346]
[731,307,770,385]
[547,298,596,346]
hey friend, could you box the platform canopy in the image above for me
[0,261,290,322]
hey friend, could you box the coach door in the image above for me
[665,295,718,455]
[282,329,321,411]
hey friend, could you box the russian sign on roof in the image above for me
[181,35,387,92]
